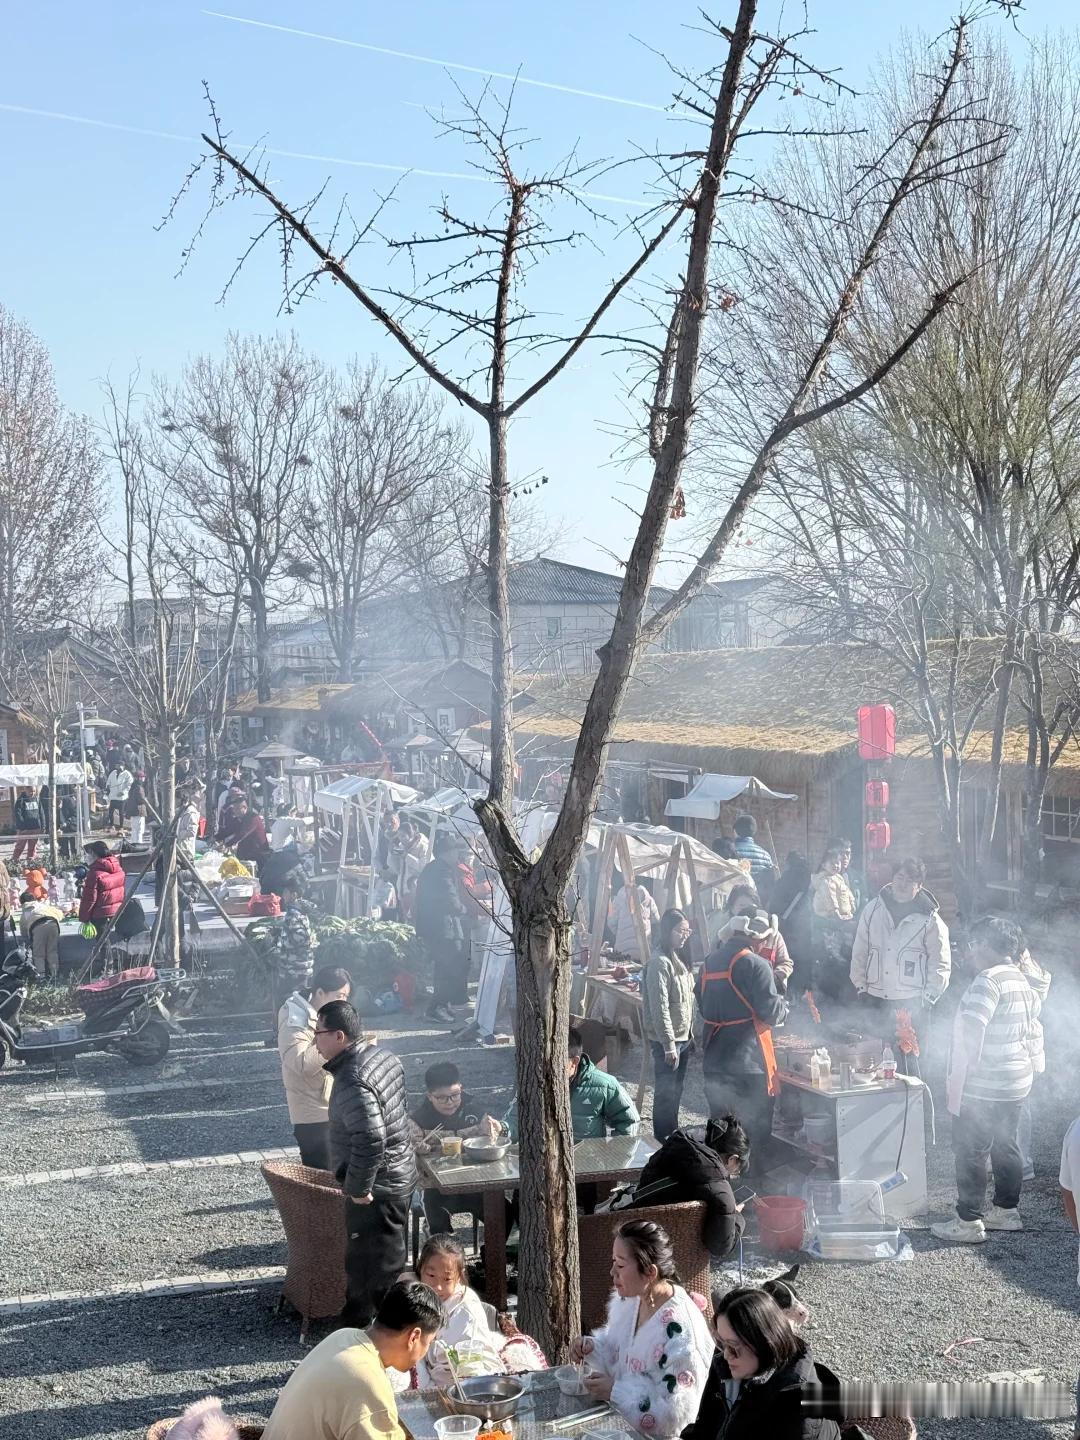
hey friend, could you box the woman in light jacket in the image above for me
[277,965,352,1169]
[643,909,696,1141]
[571,1219,714,1439]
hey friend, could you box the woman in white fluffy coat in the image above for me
[571,1219,713,1439]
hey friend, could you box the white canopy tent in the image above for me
[313,775,421,914]
[0,763,86,787]
[664,773,797,820]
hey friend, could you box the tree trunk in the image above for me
[250,579,272,704]
[47,719,59,873]
[510,896,580,1360]
[486,418,513,813]
[157,723,180,968]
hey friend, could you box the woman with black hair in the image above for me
[630,1114,749,1259]
[691,1287,841,1440]
[570,1219,714,1438]
[643,908,696,1139]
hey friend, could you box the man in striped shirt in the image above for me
[932,916,1042,1245]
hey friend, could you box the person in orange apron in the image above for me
[697,908,788,1174]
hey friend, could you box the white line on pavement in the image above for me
[0,1265,286,1316]
[0,1145,300,1189]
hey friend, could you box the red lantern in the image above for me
[865,820,892,851]
[865,779,890,808]
[857,704,896,760]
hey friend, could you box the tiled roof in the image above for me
[504,557,776,607]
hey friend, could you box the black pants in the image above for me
[704,1069,772,1173]
[343,1191,411,1326]
[431,943,470,1009]
[952,1098,1023,1221]
[293,1122,330,1172]
[107,800,124,827]
[651,1040,691,1141]
[423,1187,482,1236]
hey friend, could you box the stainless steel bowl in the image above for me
[461,1136,511,1164]
[444,1376,525,1420]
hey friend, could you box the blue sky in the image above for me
[1,0,1065,571]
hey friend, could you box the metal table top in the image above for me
[420,1135,659,1194]
[398,1370,634,1440]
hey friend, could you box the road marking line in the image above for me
[0,1146,299,1189]
[0,1265,286,1315]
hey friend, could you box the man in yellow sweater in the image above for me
[263,1281,444,1440]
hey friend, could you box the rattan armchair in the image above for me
[577,1201,711,1331]
[261,1159,347,1339]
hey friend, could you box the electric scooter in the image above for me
[0,951,177,1070]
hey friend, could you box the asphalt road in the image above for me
[1,994,1077,1440]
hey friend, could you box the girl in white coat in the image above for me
[401,1235,546,1390]
[571,1219,713,1438]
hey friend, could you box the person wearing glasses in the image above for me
[316,1000,417,1326]
[690,1287,841,1440]
[408,1061,501,1235]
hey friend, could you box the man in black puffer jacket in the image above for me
[315,999,417,1326]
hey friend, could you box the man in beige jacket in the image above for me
[278,964,353,1169]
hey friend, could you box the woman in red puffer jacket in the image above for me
[79,841,127,924]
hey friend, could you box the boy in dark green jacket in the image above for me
[504,1026,639,1140]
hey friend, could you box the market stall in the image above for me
[581,823,745,1104]
[312,774,420,916]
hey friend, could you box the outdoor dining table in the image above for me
[398,1365,638,1440]
[419,1134,660,1309]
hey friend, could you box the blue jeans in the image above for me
[651,1040,691,1141]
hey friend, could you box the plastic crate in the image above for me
[804,1179,902,1260]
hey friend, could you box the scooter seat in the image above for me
[76,966,157,1007]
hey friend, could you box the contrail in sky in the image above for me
[0,102,652,205]
[202,10,668,113]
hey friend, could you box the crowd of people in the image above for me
[5,765,1075,1437]
[633,821,1060,1246]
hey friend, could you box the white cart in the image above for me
[772,1070,928,1219]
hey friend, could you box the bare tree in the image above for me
[154,332,323,702]
[390,469,555,663]
[745,34,1080,899]
[286,362,470,678]
[17,645,76,870]
[168,2,1002,1353]
[0,305,106,681]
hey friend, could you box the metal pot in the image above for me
[443,1377,524,1421]
[461,1136,510,1164]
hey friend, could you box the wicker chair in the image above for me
[146,1422,263,1439]
[577,1202,711,1331]
[261,1159,347,1339]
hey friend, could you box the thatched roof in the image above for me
[231,683,352,716]
[515,642,1080,789]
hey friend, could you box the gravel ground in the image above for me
[2,988,1077,1440]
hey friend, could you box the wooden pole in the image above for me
[615,831,650,964]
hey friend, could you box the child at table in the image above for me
[408,1062,501,1235]
[393,1235,547,1390]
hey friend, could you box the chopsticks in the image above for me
[547,1404,614,1431]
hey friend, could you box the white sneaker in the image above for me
[931,1215,987,1244]
[983,1205,1022,1231]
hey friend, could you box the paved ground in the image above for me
[1,981,1077,1440]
